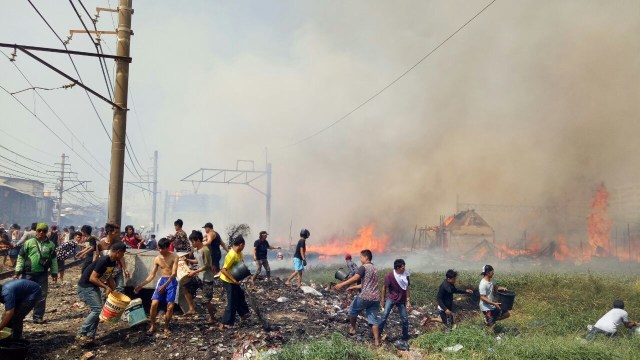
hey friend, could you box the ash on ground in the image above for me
[14,266,475,359]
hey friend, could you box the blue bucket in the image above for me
[123,299,147,327]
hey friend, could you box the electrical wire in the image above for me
[277,0,497,149]
[0,143,57,168]
[0,83,109,181]
[0,154,58,178]
[27,0,112,145]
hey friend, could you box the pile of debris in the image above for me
[15,266,470,359]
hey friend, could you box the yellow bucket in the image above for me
[99,291,131,323]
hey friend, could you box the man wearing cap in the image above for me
[252,231,281,283]
[479,265,510,333]
[14,223,58,324]
[203,222,228,273]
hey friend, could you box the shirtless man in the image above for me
[134,238,179,334]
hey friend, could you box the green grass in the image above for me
[303,268,640,359]
[269,332,382,360]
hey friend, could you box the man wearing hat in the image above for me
[203,222,228,273]
[478,265,510,333]
[252,231,281,283]
[14,223,58,324]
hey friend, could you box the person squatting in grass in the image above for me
[134,238,179,335]
[586,300,638,340]
[478,264,510,334]
[285,229,309,288]
[378,259,412,341]
[335,249,382,347]
[421,269,473,331]
[183,230,217,324]
[76,242,127,343]
[219,236,251,330]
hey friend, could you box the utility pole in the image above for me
[152,150,158,233]
[107,0,133,225]
[56,153,68,225]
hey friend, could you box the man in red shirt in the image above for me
[378,259,411,341]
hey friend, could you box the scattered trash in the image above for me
[276,297,289,303]
[300,286,323,296]
[81,352,95,359]
[444,344,464,352]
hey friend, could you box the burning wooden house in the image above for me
[429,209,496,257]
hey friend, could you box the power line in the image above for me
[27,0,113,143]
[0,153,57,177]
[277,0,497,149]
[10,83,75,95]
[0,161,57,184]
[0,143,57,168]
[0,128,54,158]
[71,0,115,100]
[0,83,109,181]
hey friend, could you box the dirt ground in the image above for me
[4,265,476,359]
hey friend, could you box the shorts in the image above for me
[201,281,214,303]
[293,257,305,271]
[349,297,380,325]
[182,276,202,296]
[483,308,506,326]
[152,277,178,303]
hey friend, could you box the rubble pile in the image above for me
[15,266,475,359]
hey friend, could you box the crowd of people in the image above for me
[0,220,637,348]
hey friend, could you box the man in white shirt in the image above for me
[586,300,637,340]
[478,265,510,334]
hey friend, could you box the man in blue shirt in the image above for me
[0,279,42,339]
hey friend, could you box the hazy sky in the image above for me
[1,1,639,243]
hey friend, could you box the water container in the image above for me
[496,290,516,311]
[335,269,348,281]
[230,262,251,282]
[100,291,131,323]
[0,338,29,360]
[123,298,147,327]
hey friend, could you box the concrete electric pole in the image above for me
[107,0,133,225]
[56,153,68,225]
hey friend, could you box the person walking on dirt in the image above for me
[203,222,227,273]
[0,279,42,339]
[219,236,250,330]
[478,265,510,334]
[14,223,58,324]
[170,219,191,253]
[421,269,473,330]
[75,225,98,272]
[335,249,382,347]
[586,300,638,340]
[181,231,217,324]
[379,259,412,341]
[56,231,81,283]
[96,223,130,293]
[134,238,179,335]
[76,242,126,343]
[252,230,281,283]
[285,229,309,288]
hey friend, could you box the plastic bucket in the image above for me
[123,298,147,327]
[496,290,516,311]
[230,262,251,282]
[100,291,131,323]
[335,269,348,281]
[0,338,29,360]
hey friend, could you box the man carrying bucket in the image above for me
[76,242,127,343]
[219,236,250,330]
[134,238,179,335]
[478,265,510,334]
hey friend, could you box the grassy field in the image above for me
[271,268,640,359]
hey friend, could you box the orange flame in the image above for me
[310,224,389,256]
[587,183,612,257]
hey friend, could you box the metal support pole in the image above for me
[107,0,133,225]
[151,150,158,233]
[266,162,272,231]
[56,153,66,225]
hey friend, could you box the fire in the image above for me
[587,183,612,257]
[310,224,390,256]
[553,235,570,261]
